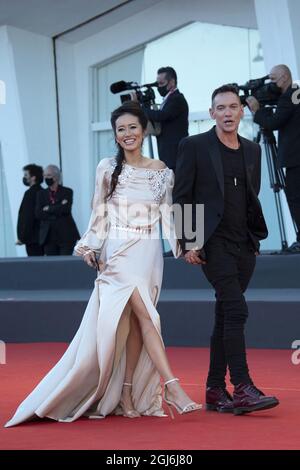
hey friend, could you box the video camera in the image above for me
[110,80,158,108]
[233,75,282,107]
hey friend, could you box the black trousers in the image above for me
[44,241,75,256]
[202,236,256,388]
[26,243,44,256]
[43,227,76,256]
[285,166,300,242]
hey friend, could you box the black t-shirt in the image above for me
[214,138,249,243]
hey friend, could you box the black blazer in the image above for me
[17,184,43,244]
[254,85,300,168]
[144,89,189,170]
[36,186,80,246]
[173,127,268,253]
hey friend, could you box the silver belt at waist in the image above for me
[110,223,153,234]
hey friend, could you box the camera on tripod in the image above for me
[233,75,297,251]
[232,75,282,107]
[110,80,162,137]
[110,80,158,108]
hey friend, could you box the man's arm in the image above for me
[253,93,294,130]
[144,95,186,123]
[36,189,73,220]
[173,137,204,263]
[173,137,196,206]
[46,189,73,216]
[17,191,35,242]
[35,191,54,221]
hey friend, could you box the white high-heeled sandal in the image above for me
[119,383,140,418]
[163,378,202,419]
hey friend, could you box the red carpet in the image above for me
[0,344,299,450]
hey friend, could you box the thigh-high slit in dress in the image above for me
[5,158,181,427]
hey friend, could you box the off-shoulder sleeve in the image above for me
[159,169,182,258]
[74,159,110,257]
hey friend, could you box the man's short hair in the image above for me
[45,165,61,182]
[23,164,43,184]
[157,66,177,85]
[211,84,241,106]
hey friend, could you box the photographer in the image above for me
[246,64,300,252]
[142,66,189,171]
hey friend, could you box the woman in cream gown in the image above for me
[5,102,201,427]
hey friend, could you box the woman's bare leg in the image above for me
[120,312,143,416]
[124,311,143,382]
[128,289,200,411]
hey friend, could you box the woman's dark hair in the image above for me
[106,101,148,199]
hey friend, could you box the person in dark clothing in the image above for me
[16,164,44,256]
[246,64,300,252]
[142,66,189,171]
[174,84,279,415]
[36,165,80,256]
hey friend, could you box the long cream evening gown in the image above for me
[5,157,181,427]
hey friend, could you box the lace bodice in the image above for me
[74,158,181,257]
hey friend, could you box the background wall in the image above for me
[1,0,299,255]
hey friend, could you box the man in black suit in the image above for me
[174,84,279,415]
[247,64,300,252]
[16,164,44,256]
[143,66,189,171]
[36,165,80,255]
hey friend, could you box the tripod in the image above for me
[144,101,161,160]
[255,127,297,252]
[147,134,155,159]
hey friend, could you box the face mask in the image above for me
[158,84,169,97]
[269,82,282,95]
[45,178,54,187]
[23,177,30,187]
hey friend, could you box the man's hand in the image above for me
[184,250,206,265]
[246,96,260,113]
[15,239,23,246]
[61,199,68,205]
[43,205,50,211]
[130,91,138,102]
